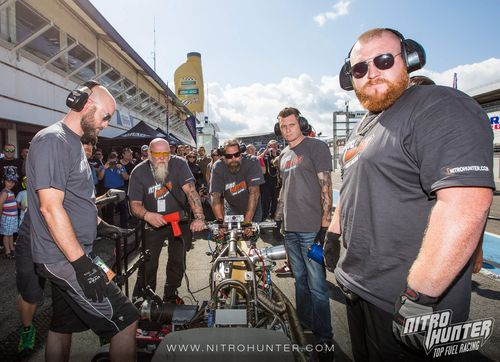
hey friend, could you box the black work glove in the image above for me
[97,220,122,238]
[323,232,341,272]
[393,286,438,353]
[71,255,108,302]
[315,227,328,246]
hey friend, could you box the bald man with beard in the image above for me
[28,81,138,361]
[128,138,205,303]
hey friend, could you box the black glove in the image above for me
[71,255,108,302]
[315,227,328,246]
[97,220,122,238]
[323,232,341,272]
[393,286,438,353]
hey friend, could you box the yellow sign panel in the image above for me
[174,52,204,113]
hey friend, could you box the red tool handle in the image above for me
[170,221,181,237]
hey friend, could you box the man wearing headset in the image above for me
[323,28,494,360]
[209,138,265,225]
[27,81,138,361]
[274,107,334,361]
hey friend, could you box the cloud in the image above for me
[206,58,500,142]
[314,0,350,27]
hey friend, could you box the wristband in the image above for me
[142,210,148,220]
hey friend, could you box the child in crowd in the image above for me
[16,176,28,226]
[0,174,19,258]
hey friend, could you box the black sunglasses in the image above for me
[350,53,401,79]
[224,151,241,159]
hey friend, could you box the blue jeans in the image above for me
[285,231,333,343]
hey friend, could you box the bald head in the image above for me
[149,138,170,151]
[88,85,116,115]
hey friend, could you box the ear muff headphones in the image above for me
[66,80,101,112]
[339,28,426,91]
[274,115,310,137]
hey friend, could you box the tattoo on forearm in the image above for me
[185,183,203,214]
[318,171,333,222]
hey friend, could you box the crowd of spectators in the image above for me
[0,138,285,262]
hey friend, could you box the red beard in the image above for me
[355,72,409,112]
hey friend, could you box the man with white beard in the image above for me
[128,138,205,303]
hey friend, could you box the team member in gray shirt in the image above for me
[28,81,138,361]
[325,28,494,360]
[210,138,265,223]
[275,107,334,361]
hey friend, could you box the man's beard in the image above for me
[152,162,169,183]
[228,160,241,174]
[80,106,100,143]
[355,72,409,112]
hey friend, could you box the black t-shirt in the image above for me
[209,154,264,215]
[335,85,495,319]
[120,160,135,188]
[128,156,194,219]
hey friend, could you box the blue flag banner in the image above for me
[186,116,197,143]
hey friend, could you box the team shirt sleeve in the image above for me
[406,89,495,195]
[30,136,70,192]
[247,157,265,187]
[209,161,224,194]
[312,139,333,173]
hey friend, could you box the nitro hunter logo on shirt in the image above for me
[342,134,375,169]
[148,181,172,199]
[443,165,490,176]
[282,155,304,172]
[225,180,247,196]
[399,309,494,357]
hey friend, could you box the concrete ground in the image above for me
[0,170,497,360]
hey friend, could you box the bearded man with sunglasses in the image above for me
[324,28,494,360]
[128,138,205,303]
[210,138,265,224]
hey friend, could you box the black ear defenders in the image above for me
[274,114,310,137]
[339,28,426,91]
[66,80,101,112]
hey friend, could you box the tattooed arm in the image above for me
[318,170,333,227]
[274,186,284,221]
[244,185,260,223]
[210,191,224,221]
[182,181,205,220]
[182,181,206,232]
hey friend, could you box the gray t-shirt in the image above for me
[279,137,332,232]
[209,154,264,215]
[335,85,495,319]
[128,156,194,218]
[28,121,97,263]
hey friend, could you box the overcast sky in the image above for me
[89,0,500,139]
